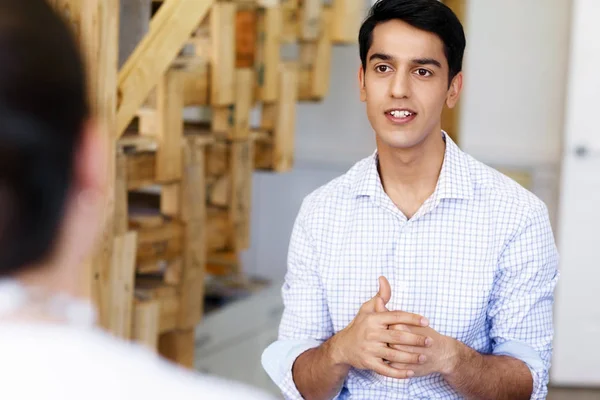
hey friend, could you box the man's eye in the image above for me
[416,68,431,76]
[376,65,390,73]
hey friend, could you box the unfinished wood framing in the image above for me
[256,62,299,171]
[60,0,365,369]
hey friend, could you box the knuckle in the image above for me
[365,329,376,342]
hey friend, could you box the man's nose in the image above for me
[390,71,411,99]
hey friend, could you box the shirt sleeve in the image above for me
[261,199,342,400]
[487,203,560,400]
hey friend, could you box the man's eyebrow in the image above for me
[368,52,395,62]
[412,58,442,68]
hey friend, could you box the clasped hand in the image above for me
[334,276,459,379]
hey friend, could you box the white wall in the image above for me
[459,0,571,167]
[242,1,573,283]
[551,0,600,386]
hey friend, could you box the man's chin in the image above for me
[377,131,424,150]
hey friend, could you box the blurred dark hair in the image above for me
[0,0,89,275]
[359,0,466,84]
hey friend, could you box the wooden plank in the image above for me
[207,251,240,276]
[136,222,184,266]
[125,151,156,190]
[298,7,332,100]
[331,0,363,44]
[134,280,180,333]
[108,232,138,338]
[114,150,128,235]
[281,0,299,43]
[253,133,274,170]
[181,61,209,106]
[210,2,236,106]
[177,274,204,328]
[255,6,282,102]
[137,107,158,136]
[117,0,214,137]
[206,141,229,177]
[132,298,160,351]
[160,183,180,217]
[158,292,180,332]
[207,207,234,252]
[261,102,277,131]
[299,0,321,40]
[181,138,207,223]
[164,257,184,285]
[230,140,253,250]
[211,106,234,134]
[208,176,230,207]
[156,68,184,182]
[232,68,254,139]
[65,0,119,329]
[273,62,298,171]
[298,43,315,101]
[236,9,257,68]
[158,329,196,369]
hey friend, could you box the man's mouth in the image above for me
[389,110,414,118]
[385,108,417,123]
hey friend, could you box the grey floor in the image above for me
[548,387,600,400]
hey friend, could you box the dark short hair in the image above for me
[0,0,89,275]
[359,0,466,84]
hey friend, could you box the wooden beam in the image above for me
[156,68,184,182]
[108,231,138,339]
[117,0,214,137]
[230,140,253,250]
[114,150,128,235]
[210,2,236,106]
[273,62,298,171]
[255,5,281,102]
[331,0,363,44]
[236,8,257,68]
[132,298,160,351]
[50,0,120,327]
[299,0,321,40]
[158,329,196,369]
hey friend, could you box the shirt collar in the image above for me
[352,131,473,202]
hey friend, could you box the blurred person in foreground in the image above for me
[0,1,275,399]
[262,0,559,399]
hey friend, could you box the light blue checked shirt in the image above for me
[262,132,559,400]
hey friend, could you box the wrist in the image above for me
[440,337,470,377]
[325,330,349,367]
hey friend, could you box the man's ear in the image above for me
[358,65,367,102]
[446,71,463,109]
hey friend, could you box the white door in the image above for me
[551,0,600,386]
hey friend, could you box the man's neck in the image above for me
[376,131,446,219]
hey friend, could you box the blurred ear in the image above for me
[446,72,463,109]
[358,65,367,102]
[75,118,108,197]
[53,119,107,279]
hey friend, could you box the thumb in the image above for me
[377,276,392,306]
[375,295,389,313]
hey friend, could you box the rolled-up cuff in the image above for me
[493,340,548,399]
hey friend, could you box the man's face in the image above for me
[359,19,462,151]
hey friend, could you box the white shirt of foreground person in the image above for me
[262,132,559,399]
[0,280,276,400]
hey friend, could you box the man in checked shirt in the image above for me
[261,0,559,399]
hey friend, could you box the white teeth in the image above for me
[390,110,412,118]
